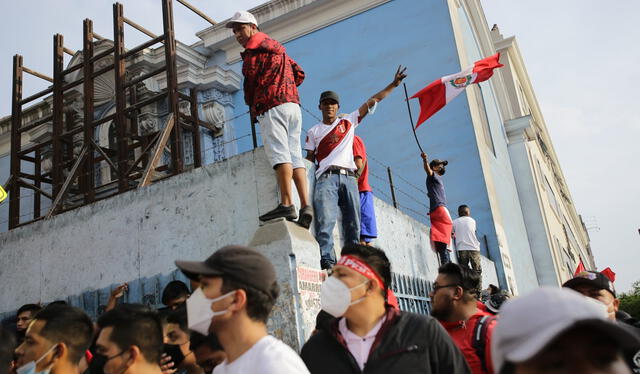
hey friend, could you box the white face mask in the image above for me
[187,287,236,335]
[17,344,57,374]
[320,277,369,318]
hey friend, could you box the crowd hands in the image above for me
[1,242,639,374]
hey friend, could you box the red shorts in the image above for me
[429,206,452,245]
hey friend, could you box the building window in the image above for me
[544,176,561,217]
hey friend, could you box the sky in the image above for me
[1,1,638,292]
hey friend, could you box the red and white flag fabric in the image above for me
[409,53,504,128]
[573,259,586,276]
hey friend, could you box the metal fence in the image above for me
[391,272,432,315]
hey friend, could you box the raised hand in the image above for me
[392,65,408,87]
[110,283,128,299]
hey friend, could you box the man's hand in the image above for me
[105,283,128,312]
[160,353,177,374]
[110,283,128,299]
[421,152,428,161]
[391,65,408,87]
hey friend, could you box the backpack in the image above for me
[472,315,497,373]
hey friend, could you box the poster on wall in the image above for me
[296,266,326,336]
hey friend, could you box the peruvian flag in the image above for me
[409,53,504,128]
[574,259,586,276]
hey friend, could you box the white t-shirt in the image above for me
[452,216,481,251]
[212,335,309,374]
[305,110,360,177]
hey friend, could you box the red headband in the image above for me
[337,255,399,310]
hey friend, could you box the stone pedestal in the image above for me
[248,218,323,351]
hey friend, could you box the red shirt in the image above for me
[439,310,496,374]
[352,135,372,192]
[241,32,305,118]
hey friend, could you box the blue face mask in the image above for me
[17,344,58,374]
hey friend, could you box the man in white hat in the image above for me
[227,11,312,229]
[492,287,640,374]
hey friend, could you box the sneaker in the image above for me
[296,206,314,229]
[259,204,297,222]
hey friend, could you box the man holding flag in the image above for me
[421,152,452,265]
[305,66,407,269]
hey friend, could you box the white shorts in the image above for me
[257,102,305,170]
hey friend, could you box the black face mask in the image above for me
[87,350,126,374]
[87,353,107,374]
[163,344,186,367]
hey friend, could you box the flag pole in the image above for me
[402,83,424,154]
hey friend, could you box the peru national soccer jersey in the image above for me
[305,110,360,177]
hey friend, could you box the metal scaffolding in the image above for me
[4,0,219,229]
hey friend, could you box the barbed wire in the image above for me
[3,107,433,228]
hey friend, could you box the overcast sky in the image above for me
[2,1,638,292]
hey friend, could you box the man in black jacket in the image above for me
[301,244,470,373]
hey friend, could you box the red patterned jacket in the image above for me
[241,32,305,119]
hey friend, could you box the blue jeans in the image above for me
[313,172,361,265]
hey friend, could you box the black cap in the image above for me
[319,91,340,104]
[175,245,277,298]
[485,292,509,313]
[429,159,448,167]
[563,270,616,297]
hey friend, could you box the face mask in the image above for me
[163,344,186,367]
[88,354,107,374]
[320,277,369,318]
[17,344,57,374]
[187,288,236,335]
[89,351,126,374]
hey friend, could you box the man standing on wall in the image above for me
[353,135,377,245]
[453,205,482,282]
[421,152,452,265]
[305,67,407,269]
[228,11,313,228]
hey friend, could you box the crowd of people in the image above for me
[2,243,639,374]
[1,9,639,374]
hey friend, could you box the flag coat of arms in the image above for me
[410,53,504,128]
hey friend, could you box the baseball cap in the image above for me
[319,91,340,104]
[484,292,509,314]
[492,287,640,373]
[225,11,258,28]
[175,245,277,298]
[429,159,448,167]
[562,270,616,297]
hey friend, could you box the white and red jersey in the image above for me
[305,110,360,177]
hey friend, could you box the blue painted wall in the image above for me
[216,0,540,291]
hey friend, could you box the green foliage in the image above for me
[618,280,640,320]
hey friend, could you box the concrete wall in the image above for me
[0,148,497,327]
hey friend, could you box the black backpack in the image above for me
[472,315,497,373]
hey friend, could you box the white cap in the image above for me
[491,287,640,373]
[226,11,258,28]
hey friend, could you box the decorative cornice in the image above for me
[197,0,391,64]
[505,115,535,144]
[199,88,234,107]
